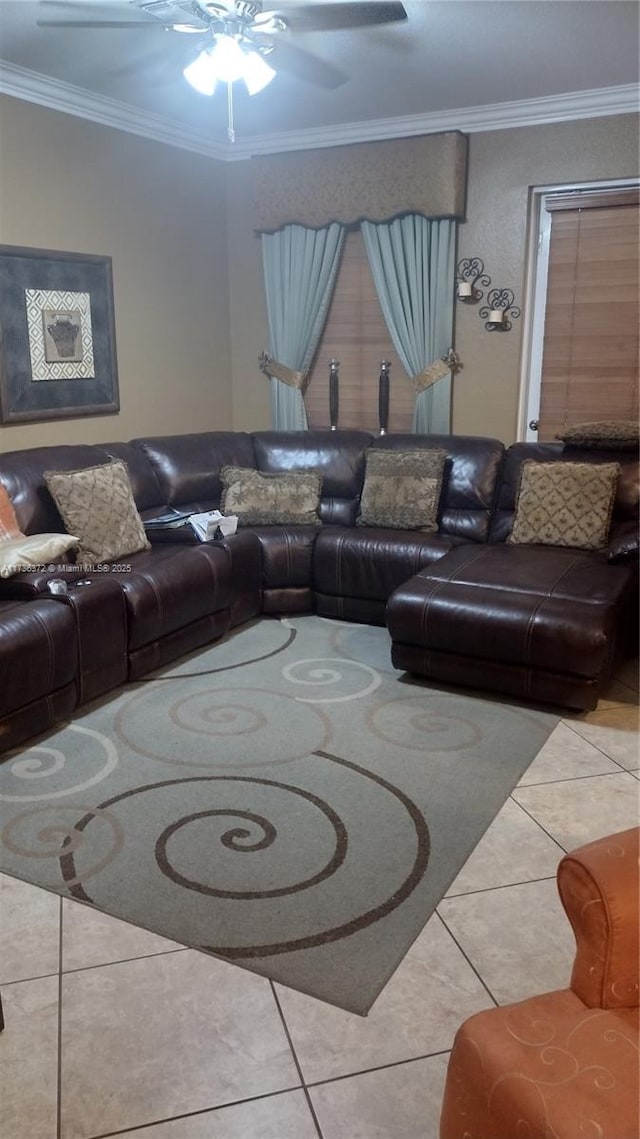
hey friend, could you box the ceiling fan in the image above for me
[36,1,409,97]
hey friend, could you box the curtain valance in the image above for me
[252,131,467,233]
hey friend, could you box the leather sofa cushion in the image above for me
[250,526,317,589]
[132,432,255,509]
[369,433,505,542]
[102,442,164,511]
[415,544,633,602]
[0,597,77,715]
[387,545,635,678]
[314,526,460,603]
[252,430,372,525]
[112,544,231,651]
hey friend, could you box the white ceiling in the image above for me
[0,0,638,158]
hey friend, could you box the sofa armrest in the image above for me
[605,519,639,563]
[558,827,639,1009]
[0,567,86,598]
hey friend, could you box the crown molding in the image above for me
[0,61,229,161]
[229,84,640,160]
[0,60,638,162]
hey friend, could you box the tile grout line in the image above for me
[303,1048,452,1090]
[269,980,325,1139]
[507,797,571,854]
[516,763,633,787]
[1,970,61,988]
[443,872,557,901]
[561,718,639,769]
[507,793,569,854]
[61,945,189,976]
[432,910,499,1008]
[81,1086,305,1139]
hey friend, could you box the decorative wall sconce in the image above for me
[479,288,521,332]
[456,257,491,303]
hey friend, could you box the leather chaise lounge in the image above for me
[387,441,639,710]
[0,429,637,756]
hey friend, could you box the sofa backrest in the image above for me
[101,442,164,511]
[0,444,111,534]
[0,443,163,534]
[3,433,635,556]
[491,442,640,556]
[252,430,373,526]
[369,433,505,542]
[131,432,255,514]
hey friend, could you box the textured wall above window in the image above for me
[252,131,468,232]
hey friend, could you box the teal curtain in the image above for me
[262,223,345,430]
[361,215,456,433]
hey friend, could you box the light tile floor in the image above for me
[1,664,638,1139]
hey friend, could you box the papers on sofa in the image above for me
[144,509,194,530]
[144,508,238,540]
[188,511,238,540]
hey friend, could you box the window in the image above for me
[526,186,639,440]
[305,228,415,432]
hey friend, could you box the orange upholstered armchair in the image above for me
[440,827,640,1139]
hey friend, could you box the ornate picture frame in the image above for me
[0,245,119,424]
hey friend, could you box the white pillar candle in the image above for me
[457,281,473,297]
[489,309,505,323]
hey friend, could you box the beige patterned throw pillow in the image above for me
[45,459,150,566]
[557,420,639,451]
[357,449,447,530]
[508,460,620,550]
[220,467,322,526]
[0,533,79,578]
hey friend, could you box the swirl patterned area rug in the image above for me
[0,616,558,1014]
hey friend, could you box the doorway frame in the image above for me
[517,176,640,441]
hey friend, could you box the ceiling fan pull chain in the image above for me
[227,80,235,143]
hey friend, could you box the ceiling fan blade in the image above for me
[276,2,407,33]
[110,48,182,82]
[267,38,347,89]
[36,19,177,27]
[38,1,131,9]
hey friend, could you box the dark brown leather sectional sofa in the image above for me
[0,430,637,756]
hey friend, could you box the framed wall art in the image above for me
[0,245,119,424]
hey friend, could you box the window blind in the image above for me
[538,189,639,440]
[305,229,414,433]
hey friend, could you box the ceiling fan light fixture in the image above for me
[209,33,247,82]
[242,49,276,95]
[183,47,218,95]
[184,32,275,96]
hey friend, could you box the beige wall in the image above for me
[0,96,232,452]
[225,161,271,431]
[225,113,639,442]
[454,115,639,443]
[1,98,637,450]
